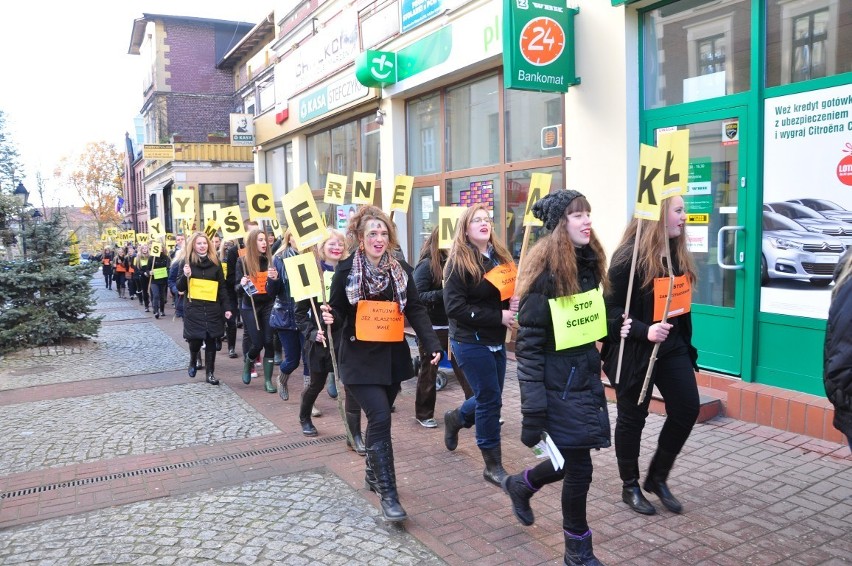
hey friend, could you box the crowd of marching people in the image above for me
[95,190,851,566]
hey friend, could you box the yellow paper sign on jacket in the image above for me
[189,278,218,301]
[548,288,607,350]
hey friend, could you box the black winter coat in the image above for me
[825,276,852,439]
[235,255,274,309]
[600,240,698,393]
[296,263,340,375]
[444,248,510,346]
[413,254,449,327]
[327,255,441,387]
[515,247,610,450]
[176,256,228,340]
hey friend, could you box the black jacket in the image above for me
[600,240,698,392]
[443,249,510,346]
[515,247,610,450]
[176,256,228,340]
[139,254,171,283]
[413,254,449,327]
[825,276,852,439]
[327,255,441,387]
[295,263,340,375]
[235,255,274,309]
[266,254,298,331]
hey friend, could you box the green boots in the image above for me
[263,358,277,393]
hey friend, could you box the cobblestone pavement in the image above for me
[0,323,187,391]
[0,383,279,475]
[0,473,444,566]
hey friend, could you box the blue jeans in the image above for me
[451,340,506,450]
[277,329,302,375]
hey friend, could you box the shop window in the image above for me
[643,0,751,109]
[200,184,239,206]
[505,168,564,261]
[445,76,500,171]
[361,115,381,175]
[265,146,288,201]
[407,94,442,175]
[445,175,502,234]
[306,118,377,192]
[258,79,275,113]
[505,89,563,162]
[766,0,848,87]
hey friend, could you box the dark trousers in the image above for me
[150,282,167,313]
[346,383,401,447]
[276,329,302,375]
[103,270,112,289]
[452,340,506,450]
[127,277,137,297]
[188,337,216,354]
[527,448,594,535]
[614,341,699,461]
[138,283,150,307]
[300,370,327,421]
[415,328,472,420]
[114,272,126,294]
[242,303,274,360]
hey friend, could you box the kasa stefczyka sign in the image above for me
[503,0,578,92]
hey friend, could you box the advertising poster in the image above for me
[761,83,852,319]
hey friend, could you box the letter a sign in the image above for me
[523,172,553,227]
[283,252,323,301]
[282,183,325,251]
[634,143,667,221]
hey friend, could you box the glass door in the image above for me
[648,108,748,375]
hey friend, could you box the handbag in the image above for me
[269,298,296,330]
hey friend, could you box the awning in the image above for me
[611,0,642,5]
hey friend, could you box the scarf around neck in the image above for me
[346,249,408,311]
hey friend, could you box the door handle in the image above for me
[717,226,745,270]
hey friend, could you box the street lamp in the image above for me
[12,182,29,259]
[31,209,43,224]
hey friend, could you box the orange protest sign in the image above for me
[355,301,404,342]
[248,272,268,295]
[484,263,518,301]
[653,275,692,321]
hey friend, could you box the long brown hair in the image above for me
[242,228,271,276]
[610,197,698,288]
[515,196,609,298]
[345,205,400,252]
[417,227,445,285]
[445,204,514,284]
[186,232,219,266]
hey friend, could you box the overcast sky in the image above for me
[0,1,268,207]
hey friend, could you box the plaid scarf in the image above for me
[346,249,408,311]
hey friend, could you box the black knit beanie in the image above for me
[531,189,585,231]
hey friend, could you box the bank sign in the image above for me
[299,75,369,122]
[503,0,578,93]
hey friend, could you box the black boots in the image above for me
[481,445,508,486]
[300,419,318,436]
[501,469,538,526]
[346,410,366,456]
[205,350,219,386]
[643,449,683,513]
[564,530,605,566]
[618,459,656,515]
[278,372,291,401]
[444,408,464,451]
[365,440,407,522]
[188,351,198,378]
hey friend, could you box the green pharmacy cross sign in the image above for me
[355,50,398,88]
[503,0,579,93]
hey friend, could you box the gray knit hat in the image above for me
[531,190,585,231]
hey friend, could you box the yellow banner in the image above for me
[283,252,323,301]
[351,172,376,205]
[438,206,467,249]
[324,173,348,205]
[171,188,196,219]
[548,288,607,350]
[189,278,218,301]
[634,143,667,221]
[389,175,414,214]
[282,183,325,251]
[202,203,221,226]
[246,183,275,221]
[204,219,220,241]
[523,173,553,227]
[149,217,163,236]
[269,218,285,239]
[657,129,690,199]
[137,233,150,244]
[219,205,245,241]
[150,241,162,256]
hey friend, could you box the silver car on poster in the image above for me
[786,198,852,224]
[763,201,852,246]
[761,212,845,287]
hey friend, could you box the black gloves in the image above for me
[521,415,547,448]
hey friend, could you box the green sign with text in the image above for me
[503,0,578,92]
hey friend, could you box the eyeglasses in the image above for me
[470,216,493,225]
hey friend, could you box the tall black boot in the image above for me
[444,407,464,451]
[346,410,366,456]
[364,455,379,494]
[617,458,656,515]
[643,449,683,513]
[365,440,407,522]
[501,469,538,526]
[188,351,198,378]
[564,530,606,566]
[227,325,238,358]
[481,445,508,486]
[205,350,219,386]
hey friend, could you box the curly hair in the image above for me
[345,205,399,252]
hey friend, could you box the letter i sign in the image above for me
[520,17,565,65]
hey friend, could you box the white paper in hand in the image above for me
[530,432,565,470]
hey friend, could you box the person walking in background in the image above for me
[113,246,129,298]
[101,247,114,290]
[442,204,518,487]
[134,244,152,312]
[177,232,231,386]
[236,228,277,394]
[126,246,138,301]
[412,227,473,429]
[601,195,699,516]
[220,238,240,358]
[168,247,186,319]
[149,243,171,319]
[825,248,852,449]
[504,190,613,566]
[321,206,442,522]
[267,229,302,402]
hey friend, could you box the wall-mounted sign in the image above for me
[400,0,444,33]
[143,144,174,160]
[298,75,369,122]
[355,50,398,88]
[503,0,578,93]
[230,113,254,146]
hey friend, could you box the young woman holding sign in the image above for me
[113,247,130,298]
[321,206,442,522]
[101,247,114,290]
[442,204,519,486]
[503,190,612,566]
[149,243,171,319]
[266,230,302,402]
[601,194,698,516]
[134,245,152,312]
[176,232,231,386]
[236,228,277,393]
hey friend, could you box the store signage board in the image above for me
[503,0,578,92]
[400,0,444,33]
[143,144,174,160]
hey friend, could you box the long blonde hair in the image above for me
[445,204,514,284]
[610,197,698,288]
[134,245,151,269]
[515,196,609,298]
[242,228,271,276]
[186,232,219,266]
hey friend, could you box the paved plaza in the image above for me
[0,274,849,565]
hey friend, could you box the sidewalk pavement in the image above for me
[0,274,849,565]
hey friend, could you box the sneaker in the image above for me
[311,405,322,417]
[250,368,258,379]
[417,418,438,429]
